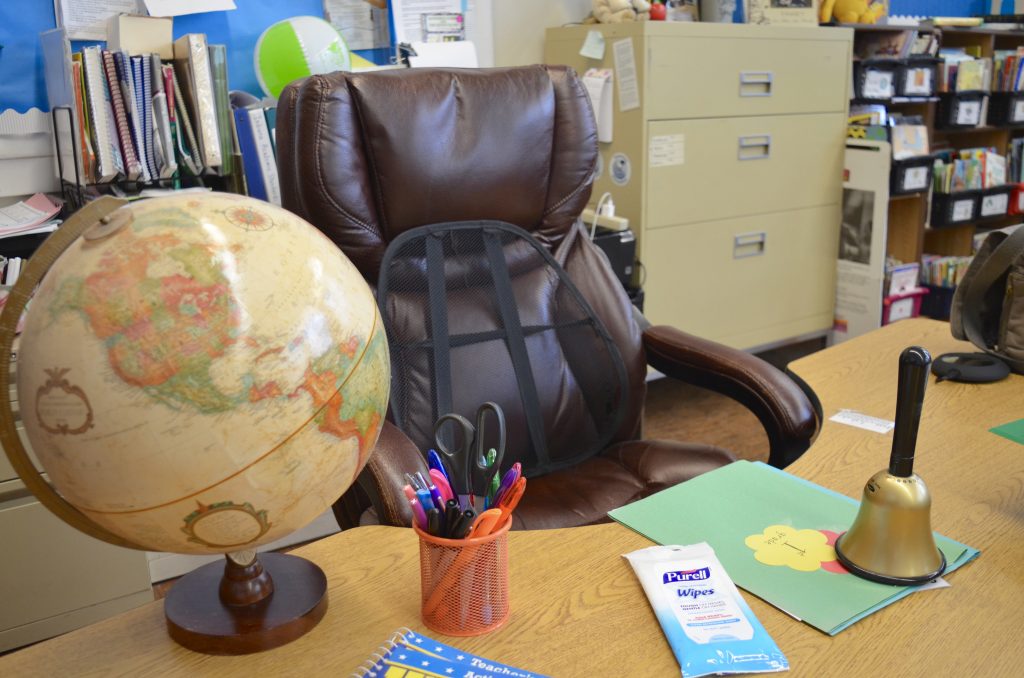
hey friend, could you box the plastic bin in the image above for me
[882,288,928,325]
[919,284,956,321]
[936,92,988,129]
[1009,183,1024,215]
[978,185,1013,219]
[853,59,899,102]
[986,91,1024,127]
[897,57,940,98]
[930,190,979,227]
[891,155,934,195]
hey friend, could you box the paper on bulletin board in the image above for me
[324,0,391,51]
[612,39,639,112]
[582,69,613,143]
[391,0,466,44]
[143,0,236,17]
[53,0,142,41]
[580,30,606,60]
[833,140,890,345]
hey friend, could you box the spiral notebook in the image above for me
[351,628,548,678]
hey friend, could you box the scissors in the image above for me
[433,402,506,507]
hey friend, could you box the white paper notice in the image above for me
[649,134,685,167]
[612,39,640,112]
[54,0,141,41]
[580,30,606,60]
[408,40,478,67]
[829,410,895,434]
[582,69,613,143]
[324,0,391,51]
[391,0,460,45]
[143,0,236,17]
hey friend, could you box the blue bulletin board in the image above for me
[0,0,388,113]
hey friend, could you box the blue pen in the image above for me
[415,488,435,513]
[427,449,452,485]
[427,483,445,512]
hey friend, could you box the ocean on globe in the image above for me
[255,16,352,99]
[16,194,389,554]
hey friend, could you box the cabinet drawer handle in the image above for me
[738,135,771,161]
[739,71,773,97]
[734,232,766,259]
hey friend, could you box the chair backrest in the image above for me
[277,66,649,463]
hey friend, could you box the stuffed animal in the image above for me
[820,0,887,24]
[587,0,652,24]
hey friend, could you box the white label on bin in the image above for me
[888,297,916,323]
[1014,100,1024,122]
[952,199,974,221]
[903,167,929,191]
[649,134,685,167]
[982,193,1008,216]
[956,101,982,126]
[903,68,932,96]
[863,70,894,99]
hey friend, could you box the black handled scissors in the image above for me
[433,402,506,506]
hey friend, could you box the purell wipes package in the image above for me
[623,543,788,677]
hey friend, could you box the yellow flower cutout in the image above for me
[744,525,837,572]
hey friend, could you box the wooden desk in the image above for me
[3,319,1022,676]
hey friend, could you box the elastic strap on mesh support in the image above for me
[483,230,550,467]
[426,234,455,445]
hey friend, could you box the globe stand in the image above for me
[164,551,328,655]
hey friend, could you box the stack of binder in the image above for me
[41,28,239,193]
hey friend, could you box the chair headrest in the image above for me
[277,65,598,279]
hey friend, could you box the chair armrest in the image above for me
[642,325,819,468]
[354,421,429,527]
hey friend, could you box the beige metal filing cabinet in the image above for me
[545,23,852,349]
[0,374,151,653]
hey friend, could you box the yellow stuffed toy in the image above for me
[820,0,886,24]
[586,0,652,23]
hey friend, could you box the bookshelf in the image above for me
[846,24,1024,322]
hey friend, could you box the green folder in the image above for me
[609,460,980,635]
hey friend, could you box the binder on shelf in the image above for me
[173,33,222,170]
[101,49,142,180]
[233,107,280,205]
[150,54,177,179]
[81,46,121,182]
[168,64,203,176]
[208,45,234,177]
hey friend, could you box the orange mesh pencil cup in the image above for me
[414,517,511,636]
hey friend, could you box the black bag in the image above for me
[950,226,1024,373]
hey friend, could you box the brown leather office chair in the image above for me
[276,66,819,530]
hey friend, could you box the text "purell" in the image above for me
[663,567,711,583]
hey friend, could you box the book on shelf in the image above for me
[173,33,222,170]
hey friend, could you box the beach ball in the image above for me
[255,16,352,98]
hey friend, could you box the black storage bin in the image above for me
[930,190,979,227]
[936,91,988,128]
[897,57,940,98]
[919,284,956,320]
[978,185,1013,219]
[853,59,899,102]
[986,91,1024,126]
[891,155,934,195]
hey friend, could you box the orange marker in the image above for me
[467,508,503,539]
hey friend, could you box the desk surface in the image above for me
[3,319,1023,676]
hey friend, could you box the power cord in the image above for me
[589,192,614,241]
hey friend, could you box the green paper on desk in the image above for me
[990,418,1024,445]
[609,461,980,636]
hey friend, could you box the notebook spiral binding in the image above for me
[350,628,412,678]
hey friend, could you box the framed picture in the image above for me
[746,0,820,26]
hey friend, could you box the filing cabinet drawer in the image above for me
[645,113,845,229]
[0,478,151,648]
[642,205,839,349]
[647,36,850,119]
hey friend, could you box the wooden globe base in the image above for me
[165,552,327,655]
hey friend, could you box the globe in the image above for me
[254,16,352,99]
[14,194,389,555]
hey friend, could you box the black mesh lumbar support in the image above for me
[377,221,629,477]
